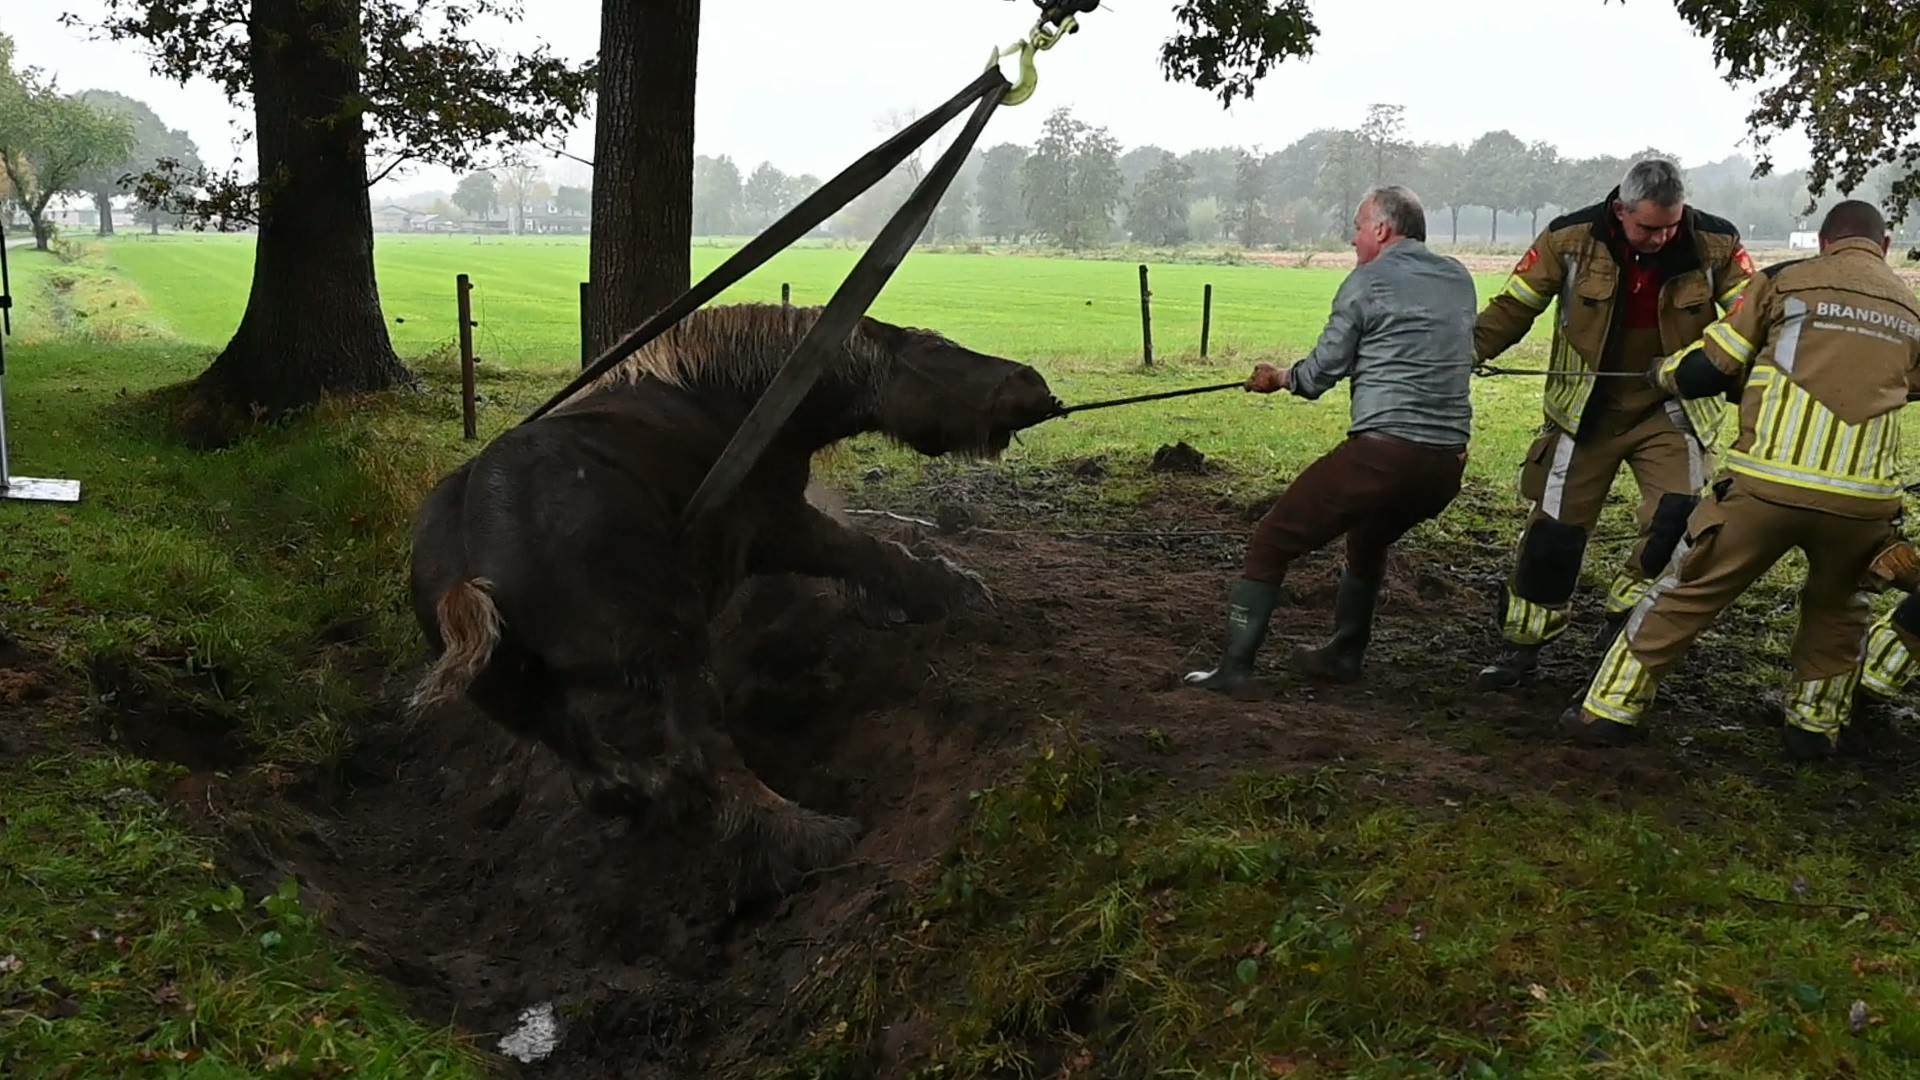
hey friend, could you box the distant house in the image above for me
[1788,231,1819,250]
[521,198,590,235]
[372,203,419,232]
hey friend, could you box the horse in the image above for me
[406,303,1061,893]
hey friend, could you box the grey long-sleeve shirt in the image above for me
[1286,239,1477,448]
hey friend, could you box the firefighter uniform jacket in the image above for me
[1658,236,1920,518]
[1476,188,1752,443]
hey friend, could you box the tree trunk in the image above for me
[96,191,115,236]
[1530,207,1540,236]
[183,0,409,444]
[27,198,51,251]
[149,215,161,236]
[588,0,699,355]
[1449,205,1460,245]
[1490,210,1499,244]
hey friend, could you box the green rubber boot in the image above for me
[1291,571,1380,683]
[1184,578,1280,694]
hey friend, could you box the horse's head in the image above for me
[865,322,1061,458]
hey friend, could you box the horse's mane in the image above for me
[573,303,932,402]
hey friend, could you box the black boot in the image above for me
[1557,705,1640,747]
[1184,578,1280,693]
[1593,609,1628,651]
[1473,642,1541,690]
[1291,571,1380,683]
[1783,724,1837,763]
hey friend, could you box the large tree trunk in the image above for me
[1449,205,1459,245]
[27,199,51,251]
[1489,210,1499,244]
[95,191,115,236]
[183,0,409,444]
[587,0,699,355]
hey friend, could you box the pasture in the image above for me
[3,235,1920,1079]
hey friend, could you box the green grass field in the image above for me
[90,232,1554,488]
[5,235,1920,1078]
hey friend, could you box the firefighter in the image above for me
[1854,600,1920,720]
[1472,159,1753,690]
[1565,200,1920,760]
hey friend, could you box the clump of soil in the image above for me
[1150,441,1211,474]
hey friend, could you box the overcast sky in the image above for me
[7,1,1807,198]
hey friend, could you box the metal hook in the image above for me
[986,14,1079,107]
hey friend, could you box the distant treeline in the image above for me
[683,104,1920,250]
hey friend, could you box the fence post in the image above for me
[1200,283,1213,359]
[781,282,791,308]
[457,273,477,440]
[1137,264,1154,368]
[578,280,591,370]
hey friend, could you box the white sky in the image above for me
[5,0,1806,197]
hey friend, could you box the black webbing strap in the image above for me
[680,78,1011,530]
[522,67,1009,425]
[1053,381,1244,416]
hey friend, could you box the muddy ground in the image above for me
[35,459,1920,1077]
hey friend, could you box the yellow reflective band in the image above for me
[1785,671,1856,736]
[1584,632,1655,724]
[1716,277,1748,309]
[1726,452,1904,499]
[1606,571,1651,615]
[1860,618,1915,699]
[1504,275,1549,312]
[1705,321,1756,363]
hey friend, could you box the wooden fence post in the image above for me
[578,280,591,369]
[457,273,477,440]
[1137,264,1154,368]
[781,282,791,308]
[1200,283,1213,359]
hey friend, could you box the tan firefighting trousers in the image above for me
[1582,481,1894,735]
[1498,400,1711,646]
[1858,606,1919,700]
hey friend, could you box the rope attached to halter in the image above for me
[1473,363,1646,379]
[1052,381,1246,416]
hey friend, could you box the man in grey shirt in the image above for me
[1187,185,1478,692]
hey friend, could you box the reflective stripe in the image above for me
[1726,452,1905,498]
[1605,570,1651,615]
[1705,321,1756,364]
[1731,361,1904,501]
[1860,616,1916,699]
[1773,297,1808,374]
[1626,535,1690,643]
[1664,402,1705,490]
[1541,433,1576,519]
[1584,630,1655,725]
[1504,275,1548,311]
[1717,276,1748,308]
[1501,587,1569,646]
[1785,669,1857,736]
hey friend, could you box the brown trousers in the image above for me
[1244,432,1468,584]
[1622,481,1892,681]
[1518,402,1708,572]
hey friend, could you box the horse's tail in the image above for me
[408,577,503,713]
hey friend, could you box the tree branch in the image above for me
[365,151,417,189]
[539,140,594,169]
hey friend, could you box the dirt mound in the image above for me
[1149,441,1211,474]
[206,544,1054,1077]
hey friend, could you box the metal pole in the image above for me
[1200,283,1213,359]
[458,274,477,440]
[0,237,81,502]
[578,280,591,370]
[1138,264,1153,368]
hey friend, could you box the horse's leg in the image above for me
[749,503,991,622]
[654,658,859,896]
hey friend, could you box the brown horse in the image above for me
[406,304,1059,893]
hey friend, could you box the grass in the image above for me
[4,235,1920,1078]
[787,738,1920,1079]
[0,755,488,1079]
[94,232,1556,489]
